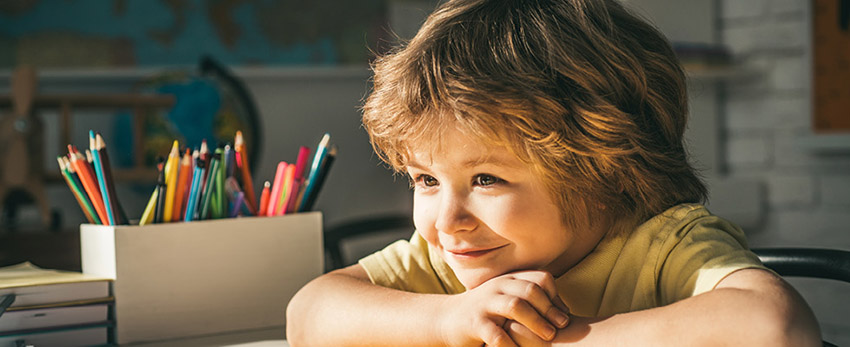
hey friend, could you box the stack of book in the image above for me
[0,262,113,346]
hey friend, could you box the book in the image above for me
[0,323,110,347]
[0,262,111,310]
[0,303,109,332]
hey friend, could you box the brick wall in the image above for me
[720,1,850,344]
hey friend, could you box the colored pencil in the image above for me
[90,131,114,225]
[58,157,97,224]
[285,146,310,214]
[173,148,192,222]
[258,181,270,217]
[65,158,87,205]
[234,131,257,215]
[224,177,244,218]
[224,144,235,178]
[298,133,331,212]
[184,158,205,222]
[139,188,158,226]
[214,148,226,219]
[301,144,337,212]
[163,141,180,222]
[62,156,98,224]
[266,162,287,216]
[200,153,221,220]
[278,164,296,215]
[95,133,127,225]
[68,147,108,223]
[199,139,211,188]
[153,158,167,224]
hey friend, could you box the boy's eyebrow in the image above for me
[407,154,522,170]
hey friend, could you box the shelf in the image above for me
[684,65,762,81]
[795,133,850,154]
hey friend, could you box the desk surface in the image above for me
[127,327,288,347]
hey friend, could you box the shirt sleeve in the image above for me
[657,215,768,304]
[358,231,462,294]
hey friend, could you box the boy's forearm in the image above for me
[548,272,820,346]
[285,267,449,347]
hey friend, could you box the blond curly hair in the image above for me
[362,0,707,228]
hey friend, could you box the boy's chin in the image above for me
[454,268,505,290]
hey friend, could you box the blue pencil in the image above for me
[300,145,336,212]
[184,158,205,222]
[297,133,330,212]
[90,130,115,225]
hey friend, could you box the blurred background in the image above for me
[0,0,847,344]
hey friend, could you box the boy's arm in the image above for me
[285,264,444,346]
[507,268,821,346]
[286,264,569,347]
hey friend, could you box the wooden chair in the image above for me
[0,66,175,230]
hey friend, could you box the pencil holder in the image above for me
[80,212,323,344]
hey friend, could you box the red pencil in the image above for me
[68,147,108,224]
[266,162,287,216]
[258,181,271,217]
[235,131,257,215]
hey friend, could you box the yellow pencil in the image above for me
[139,188,158,226]
[275,164,295,216]
[162,140,179,222]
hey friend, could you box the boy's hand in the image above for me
[504,320,554,347]
[438,270,570,346]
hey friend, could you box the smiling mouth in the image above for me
[446,245,507,258]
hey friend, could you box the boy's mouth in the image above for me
[446,245,507,259]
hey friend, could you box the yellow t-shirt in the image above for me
[358,204,767,317]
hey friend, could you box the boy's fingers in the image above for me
[508,271,558,299]
[549,295,571,328]
[505,320,549,347]
[499,279,569,329]
[545,305,570,328]
[491,296,557,341]
[479,320,518,347]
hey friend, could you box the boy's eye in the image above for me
[412,174,438,187]
[474,174,502,186]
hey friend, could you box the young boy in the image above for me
[287,0,821,345]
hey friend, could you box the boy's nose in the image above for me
[434,193,477,234]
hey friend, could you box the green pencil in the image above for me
[214,148,226,218]
[200,153,221,220]
[58,157,101,224]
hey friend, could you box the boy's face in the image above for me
[406,127,604,289]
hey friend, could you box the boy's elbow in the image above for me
[754,309,820,347]
[285,283,311,346]
[753,290,821,347]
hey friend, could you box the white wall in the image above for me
[719,1,850,344]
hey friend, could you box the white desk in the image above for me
[127,327,288,347]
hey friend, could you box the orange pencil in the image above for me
[258,181,270,217]
[68,147,108,224]
[58,157,96,224]
[173,148,192,221]
[235,131,257,215]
